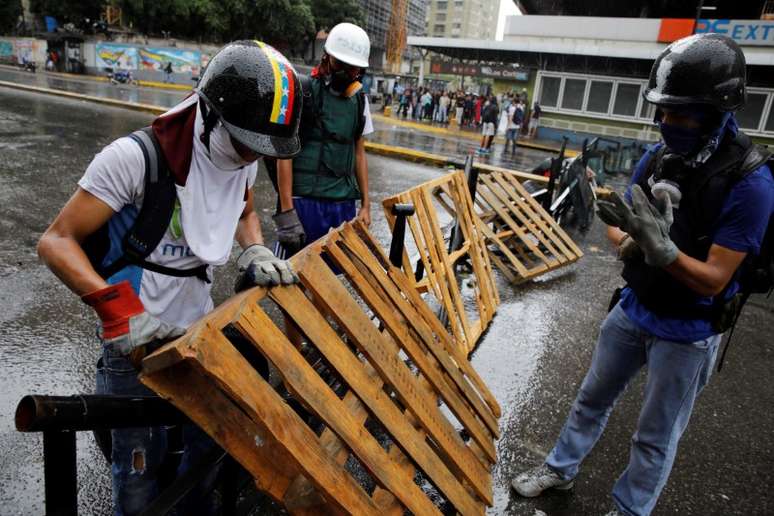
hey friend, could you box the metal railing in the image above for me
[15,394,245,516]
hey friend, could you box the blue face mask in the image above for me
[658,122,704,156]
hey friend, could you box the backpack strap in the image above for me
[298,74,316,135]
[98,127,210,283]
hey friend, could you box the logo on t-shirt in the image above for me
[170,199,183,240]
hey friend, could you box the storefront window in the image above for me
[639,100,656,120]
[540,76,561,108]
[765,97,774,133]
[737,92,767,131]
[612,83,640,117]
[587,81,613,114]
[561,79,586,111]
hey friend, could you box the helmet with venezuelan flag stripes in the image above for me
[196,40,302,158]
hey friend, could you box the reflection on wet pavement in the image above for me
[369,124,551,173]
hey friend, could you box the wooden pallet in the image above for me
[434,169,583,284]
[383,171,500,356]
[140,220,500,515]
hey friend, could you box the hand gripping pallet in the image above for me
[382,171,500,356]
[140,220,501,515]
[433,169,583,284]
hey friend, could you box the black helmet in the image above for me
[196,40,302,158]
[643,33,746,112]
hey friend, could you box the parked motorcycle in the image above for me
[106,68,138,86]
[523,138,597,231]
[21,59,36,73]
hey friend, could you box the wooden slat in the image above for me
[349,222,502,420]
[477,183,556,265]
[385,171,500,354]
[431,168,583,285]
[145,326,382,515]
[481,175,568,261]
[422,186,476,341]
[269,283,485,512]
[337,224,500,439]
[233,306,446,516]
[141,359,299,503]
[494,171,583,257]
[449,172,500,316]
[324,235,498,460]
[292,251,493,505]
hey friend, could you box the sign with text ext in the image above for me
[695,19,774,46]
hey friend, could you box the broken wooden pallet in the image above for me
[141,220,500,515]
[383,171,500,356]
[433,169,583,284]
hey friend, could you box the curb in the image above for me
[0,80,166,115]
[0,64,193,91]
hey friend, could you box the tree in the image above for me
[250,0,314,50]
[29,0,104,26]
[116,0,314,47]
[308,0,363,32]
[0,1,22,34]
[305,0,364,63]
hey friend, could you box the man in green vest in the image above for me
[273,22,373,264]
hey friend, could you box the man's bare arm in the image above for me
[276,159,294,212]
[664,245,747,297]
[37,188,115,296]
[354,137,370,226]
[235,189,264,249]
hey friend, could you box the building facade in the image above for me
[409,3,774,145]
[426,0,499,40]
[360,0,429,70]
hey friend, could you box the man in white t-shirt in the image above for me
[37,41,301,516]
[436,91,451,123]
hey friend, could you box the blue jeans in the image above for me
[96,344,220,516]
[545,303,720,516]
[505,128,518,150]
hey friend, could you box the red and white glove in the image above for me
[82,281,185,359]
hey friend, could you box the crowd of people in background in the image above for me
[388,84,542,155]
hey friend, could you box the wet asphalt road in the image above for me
[0,66,556,172]
[1,85,773,516]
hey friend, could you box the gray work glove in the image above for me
[235,244,298,292]
[273,208,306,255]
[82,280,185,367]
[617,234,644,262]
[107,312,186,357]
[597,185,678,268]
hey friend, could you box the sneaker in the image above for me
[603,510,626,516]
[511,464,574,497]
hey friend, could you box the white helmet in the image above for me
[325,22,370,68]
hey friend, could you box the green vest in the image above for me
[293,79,361,201]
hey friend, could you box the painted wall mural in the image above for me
[139,47,201,74]
[96,43,139,70]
